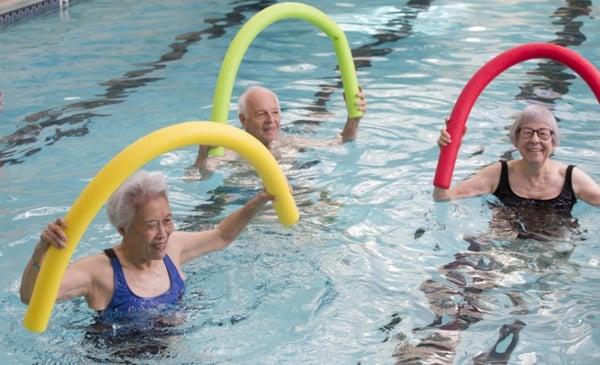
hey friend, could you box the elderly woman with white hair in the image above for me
[20,170,272,317]
[434,104,600,208]
[393,105,600,365]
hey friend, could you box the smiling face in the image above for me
[239,88,281,147]
[124,195,174,261]
[516,118,555,164]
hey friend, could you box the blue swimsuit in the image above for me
[99,248,185,315]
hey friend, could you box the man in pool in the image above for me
[20,171,272,321]
[189,85,367,177]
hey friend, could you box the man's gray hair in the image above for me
[508,104,561,147]
[107,170,169,230]
[237,86,280,118]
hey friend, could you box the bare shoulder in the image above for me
[478,160,503,178]
[471,161,503,193]
[550,160,569,175]
[71,252,112,277]
[571,164,595,182]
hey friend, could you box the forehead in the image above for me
[136,196,171,220]
[520,116,552,128]
[246,90,279,111]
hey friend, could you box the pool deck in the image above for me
[0,0,47,14]
[0,0,66,26]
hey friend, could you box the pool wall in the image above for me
[0,0,74,27]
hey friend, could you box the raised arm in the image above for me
[173,191,273,264]
[20,218,95,304]
[572,167,600,206]
[340,88,367,143]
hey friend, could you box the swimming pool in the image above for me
[1,0,599,363]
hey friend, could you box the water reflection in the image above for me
[516,0,592,103]
[0,0,277,167]
[389,202,583,364]
[298,0,435,122]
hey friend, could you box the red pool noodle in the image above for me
[434,42,600,189]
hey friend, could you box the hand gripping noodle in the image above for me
[209,2,362,155]
[23,122,299,333]
[434,42,600,189]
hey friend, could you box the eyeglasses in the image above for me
[517,127,553,141]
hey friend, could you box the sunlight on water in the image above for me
[1,0,599,364]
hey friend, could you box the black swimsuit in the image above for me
[493,160,577,213]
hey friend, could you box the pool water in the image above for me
[1,0,600,363]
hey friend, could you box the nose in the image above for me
[156,221,167,237]
[264,111,274,122]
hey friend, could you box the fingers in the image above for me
[437,127,451,147]
[40,218,68,249]
[355,90,367,113]
[343,87,367,113]
[259,190,276,202]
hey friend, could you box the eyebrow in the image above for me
[143,214,172,224]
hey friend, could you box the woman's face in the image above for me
[516,118,555,164]
[125,195,174,260]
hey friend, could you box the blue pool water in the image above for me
[1,0,600,363]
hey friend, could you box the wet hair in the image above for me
[237,86,280,118]
[508,104,561,147]
[106,170,169,230]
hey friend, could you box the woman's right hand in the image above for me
[437,118,467,147]
[39,217,68,251]
[438,127,451,147]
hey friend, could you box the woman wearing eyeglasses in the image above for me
[393,104,600,365]
[433,104,600,208]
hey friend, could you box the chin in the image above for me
[152,245,168,259]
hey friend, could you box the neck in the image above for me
[520,159,550,180]
[117,241,156,270]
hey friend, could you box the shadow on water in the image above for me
[0,0,277,167]
[516,0,593,104]
[389,1,593,363]
[294,0,435,125]
[388,204,584,365]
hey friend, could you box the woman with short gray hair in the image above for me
[20,170,273,319]
[434,104,600,209]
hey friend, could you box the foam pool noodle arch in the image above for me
[434,42,600,189]
[23,122,299,333]
[208,2,362,156]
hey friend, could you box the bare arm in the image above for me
[433,122,489,201]
[186,145,214,180]
[20,218,94,304]
[572,167,600,206]
[174,192,273,264]
[434,161,501,201]
[340,88,367,143]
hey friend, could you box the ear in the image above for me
[118,227,126,237]
[239,113,247,129]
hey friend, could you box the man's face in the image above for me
[239,89,281,147]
